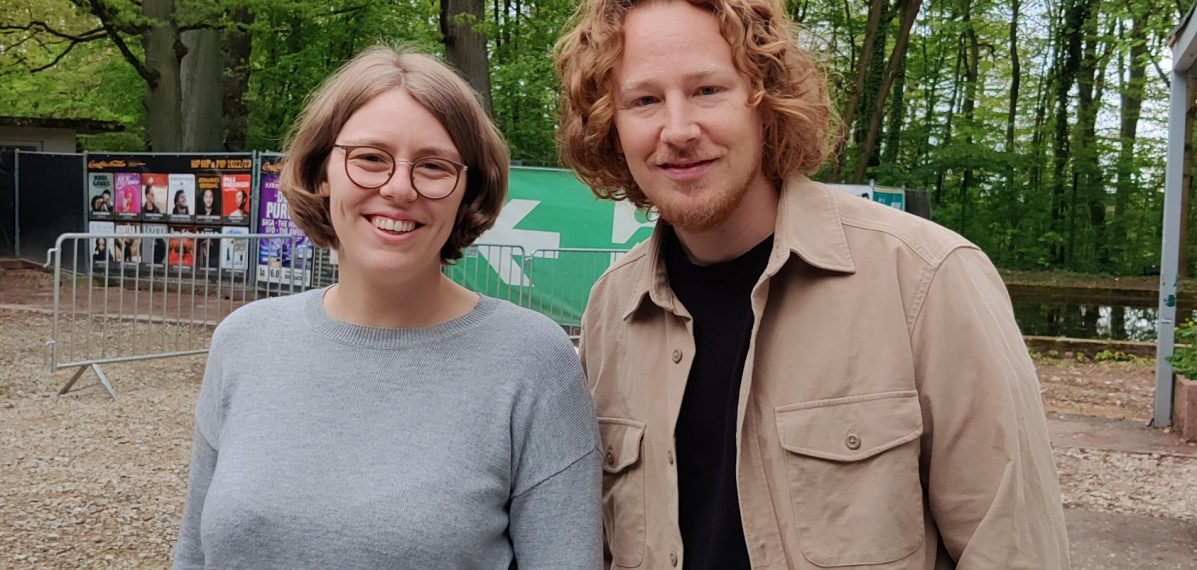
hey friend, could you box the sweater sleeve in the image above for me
[508,328,602,569]
[171,429,217,569]
[172,327,230,569]
[510,448,603,569]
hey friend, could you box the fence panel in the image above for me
[444,244,528,307]
[525,248,628,338]
[46,232,319,399]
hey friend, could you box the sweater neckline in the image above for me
[303,287,497,349]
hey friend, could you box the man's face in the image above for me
[611,0,769,232]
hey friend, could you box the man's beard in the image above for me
[649,173,753,233]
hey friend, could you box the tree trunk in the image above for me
[441,0,494,115]
[882,56,906,165]
[1050,0,1088,266]
[935,37,965,207]
[829,0,887,182]
[851,0,922,183]
[221,7,254,151]
[1112,9,1147,269]
[142,0,184,152]
[1083,17,1115,268]
[181,28,223,151]
[1006,0,1021,155]
[958,11,979,235]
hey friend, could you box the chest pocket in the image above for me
[775,390,925,567]
[598,417,646,568]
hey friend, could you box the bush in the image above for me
[1167,321,1197,378]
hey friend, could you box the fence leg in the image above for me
[58,363,117,400]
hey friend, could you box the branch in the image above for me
[0,21,105,42]
[177,22,222,33]
[0,22,108,72]
[82,0,155,85]
[1153,56,1171,89]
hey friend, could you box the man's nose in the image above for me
[660,99,701,146]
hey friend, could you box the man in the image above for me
[555,0,1070,568]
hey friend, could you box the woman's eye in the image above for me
[356,153,388,164]
[631,96,657,107]
[417,160,451,172]
[697,86,722,96]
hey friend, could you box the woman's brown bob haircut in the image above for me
[281,46,509,263]
[554,0,835,209]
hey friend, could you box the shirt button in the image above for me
[670,552,678,566]
[671,349,682,363]
[605,448,615,465]
[845,433,862,450]
[667,451,675,465]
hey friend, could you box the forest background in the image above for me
[1,0,1191,277]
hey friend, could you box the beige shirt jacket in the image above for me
[579,174,1069,569]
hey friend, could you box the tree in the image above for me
[441,0,493,115]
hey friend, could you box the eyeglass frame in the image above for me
[332,143,468,200]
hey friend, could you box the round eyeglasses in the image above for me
[333,144,467,200]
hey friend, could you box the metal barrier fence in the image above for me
[525,248,629,338]
[443,244,528,307]
[43,236,627,398]
[44,232,331,399]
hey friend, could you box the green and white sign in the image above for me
[446,167,656,327]
[448,168,913,328]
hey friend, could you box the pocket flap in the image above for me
[597,417,645,474]
[776,390,922,462]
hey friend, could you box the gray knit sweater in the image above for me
[172,288,602,569]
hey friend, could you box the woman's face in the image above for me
[203,189,214,208]
[235,191,246,208]
[176,192,186,207]
[323,87,466,285]
[323,87,467,283]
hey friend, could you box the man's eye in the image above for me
[631,96,657,107]
[697,86,723,96]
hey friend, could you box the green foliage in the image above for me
[1094,349,1137,363]
[0,0,1189,279]
[1167,321,1197,378]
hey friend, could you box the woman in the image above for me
[172,189,190,216]
[173,46,601,569]
[92,238,110,261]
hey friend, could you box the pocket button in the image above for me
[845,433,862,450]
[671,349,683,363]
[605,448,615,465]
[670,552,678,567]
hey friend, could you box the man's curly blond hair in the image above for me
[554,0,835,208]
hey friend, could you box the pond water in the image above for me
[1009,289,1194,341]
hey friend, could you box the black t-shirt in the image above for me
[663,230,774,570]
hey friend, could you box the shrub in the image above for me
[1167,320,1197,378]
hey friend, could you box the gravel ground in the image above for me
[2,297,1196,567]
